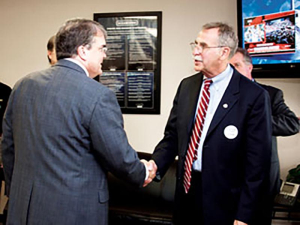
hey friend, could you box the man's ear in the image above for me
[248,63,253,73]
[77,45,87,61]
[220,47,230,60]
[47,50,52,60]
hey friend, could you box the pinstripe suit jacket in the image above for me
[2,59,145,225]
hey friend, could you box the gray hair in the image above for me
[202,22,238,59]
[235,47,253,65]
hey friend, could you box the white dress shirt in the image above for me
[193,64,233,171]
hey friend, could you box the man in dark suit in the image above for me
[148,22,272,225]
[0,82,11,136]
[0,82,11,165]
[230,47,300,225]
[2,18,154,225]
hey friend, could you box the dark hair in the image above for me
[235,47,253,65]
[202,22,238,59]
[47,35,56,63]
[55,18,107,60]
[47,35,56,51]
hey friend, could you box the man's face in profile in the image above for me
[85,33,107,78]
[230,52,253,80]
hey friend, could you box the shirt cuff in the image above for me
[144,164,149,180]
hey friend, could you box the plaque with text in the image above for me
[94,11,162,114]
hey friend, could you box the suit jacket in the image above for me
[258,83,299,195]
[152,68,272,225]
[2,59,146,225]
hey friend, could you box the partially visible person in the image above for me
[2,18,155,225]
[47,35,57,65]
[230,47,300,225]
[0,82,12,164]
[149,22,272,225]
[0,82,11,135]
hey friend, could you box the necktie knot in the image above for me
[204,79,212,90]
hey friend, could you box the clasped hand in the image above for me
[141,159,157,187]
[234,220,248,225]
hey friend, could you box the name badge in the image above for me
[224,125,238,139]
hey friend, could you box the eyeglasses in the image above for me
[100,47,108,53]
[190,42,226,52]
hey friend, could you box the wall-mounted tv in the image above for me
[237,0,300,78]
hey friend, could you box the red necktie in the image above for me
[183,79,212,193]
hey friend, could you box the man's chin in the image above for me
[89,71,102,79]
[194,65,203,72]
[95,69,103,77]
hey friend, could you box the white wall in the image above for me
[1,0,299,180]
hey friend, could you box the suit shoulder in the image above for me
[12,70,46,90]
[239,74,264,92]
[181,72,202,85]
[77,77,117,108]
[0,82,12,94]
[84,77,113,95]
[236,74,270,101]
[182,72,202,81]
[257,82,281,95]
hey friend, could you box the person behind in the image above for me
[47,35,57,65]
[2,18,155,225]
[230,47,300,225]
[0,82,12,164]
[148,22,272,225]
[0,82,11,136]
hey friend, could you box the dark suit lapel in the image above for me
[206,71,240,138]
[185,73,204,135]
[177,73,204,157]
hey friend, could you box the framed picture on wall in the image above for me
[94,11,162,114]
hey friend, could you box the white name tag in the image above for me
[224,125,238,139]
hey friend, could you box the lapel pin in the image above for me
[223,103,228,109]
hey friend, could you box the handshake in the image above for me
[141,160,158,187]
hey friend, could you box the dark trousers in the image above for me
[174,171,203,225]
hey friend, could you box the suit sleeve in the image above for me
[271,89,299,136]
[151,82,182,179]
[236,89,272,223]
[89,88,146,187]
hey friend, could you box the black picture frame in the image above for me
[94,11,162,114]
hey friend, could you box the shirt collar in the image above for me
[205,64,233,91]
[65,58,89,77]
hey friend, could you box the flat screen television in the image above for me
[237,0,300,78]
